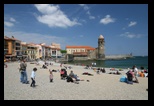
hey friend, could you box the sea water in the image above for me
[66,56,148,69]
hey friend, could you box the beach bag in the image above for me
[120,76,127,82]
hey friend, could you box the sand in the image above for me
[4,61,148,100]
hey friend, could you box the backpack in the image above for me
[120,76,127,82]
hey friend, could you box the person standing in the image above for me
[133,65,138,77]
[30,67,37,87]
[49,71,53,82]
[20,59,28,84]
[132,65,139,83]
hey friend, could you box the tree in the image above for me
[60,50,67,54]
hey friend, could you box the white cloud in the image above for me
[128,21,137,27]
[120,32,142,38]
[10,17,16,22]
[89,16,95,19]
[79,4,85,6]
[100,15,115,25]
[4,21,14,27]
[79,4,89,10]
[34,4,81,28]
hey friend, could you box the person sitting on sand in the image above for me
[126,70,139,83]
[82,72,93,76]
[96,68,100,74]
[110,68,115,71]
[42,64,47,69]
[126,70,133,84]
[139,71,145,77]
[100,68,106,73]
[69,70,75,78]
[69,71,84,81]
[115,70,121,75]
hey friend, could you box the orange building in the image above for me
[4,36,16,60]
[4,36,22,61]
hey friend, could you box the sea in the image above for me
[66,56,148,69]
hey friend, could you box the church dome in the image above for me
[99,35,104,39]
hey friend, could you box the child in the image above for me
[30,67,37,87]
[49,71,53,82]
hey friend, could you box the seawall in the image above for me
[105,54,133,60]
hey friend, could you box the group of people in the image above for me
[96,68,106,74]
[19,59,37,87]
[125,65,140,84]
[60,69,84,83]
[18,60,147,87]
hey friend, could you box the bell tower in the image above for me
[98,34,105,59]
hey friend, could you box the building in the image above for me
[4,36,22,61]
[50,43,61,58]
[4,36,16,60]
[65,35,105,61]
[96,34,105,59]
[26,43,38,60]
[21,42,28,59]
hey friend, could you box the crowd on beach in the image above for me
[5,58,148,90]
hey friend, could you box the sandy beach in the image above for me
[4,61,148,100]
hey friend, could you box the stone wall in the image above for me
[105,54,133,60]
[74,57,88,60]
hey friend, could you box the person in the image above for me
[126,70,133,84]
[132,65,138,77]
[30,67,37,87]
[101,68,106,73]
[20,59,29,84]
[126,70,139,83]
[91,63,94,67]
[96,68,100,74]
[69,70,84,81]
[49,71,53,82]
[115,70,121,75]
[139,71,145,77]
[69,70,75,78]
[42,64,47,69]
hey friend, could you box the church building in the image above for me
[65,34,105,60]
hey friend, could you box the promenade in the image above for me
[4,62,148,100]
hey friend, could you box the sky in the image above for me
[4,4,148,56]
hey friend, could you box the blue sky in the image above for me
[4,4,148,56]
